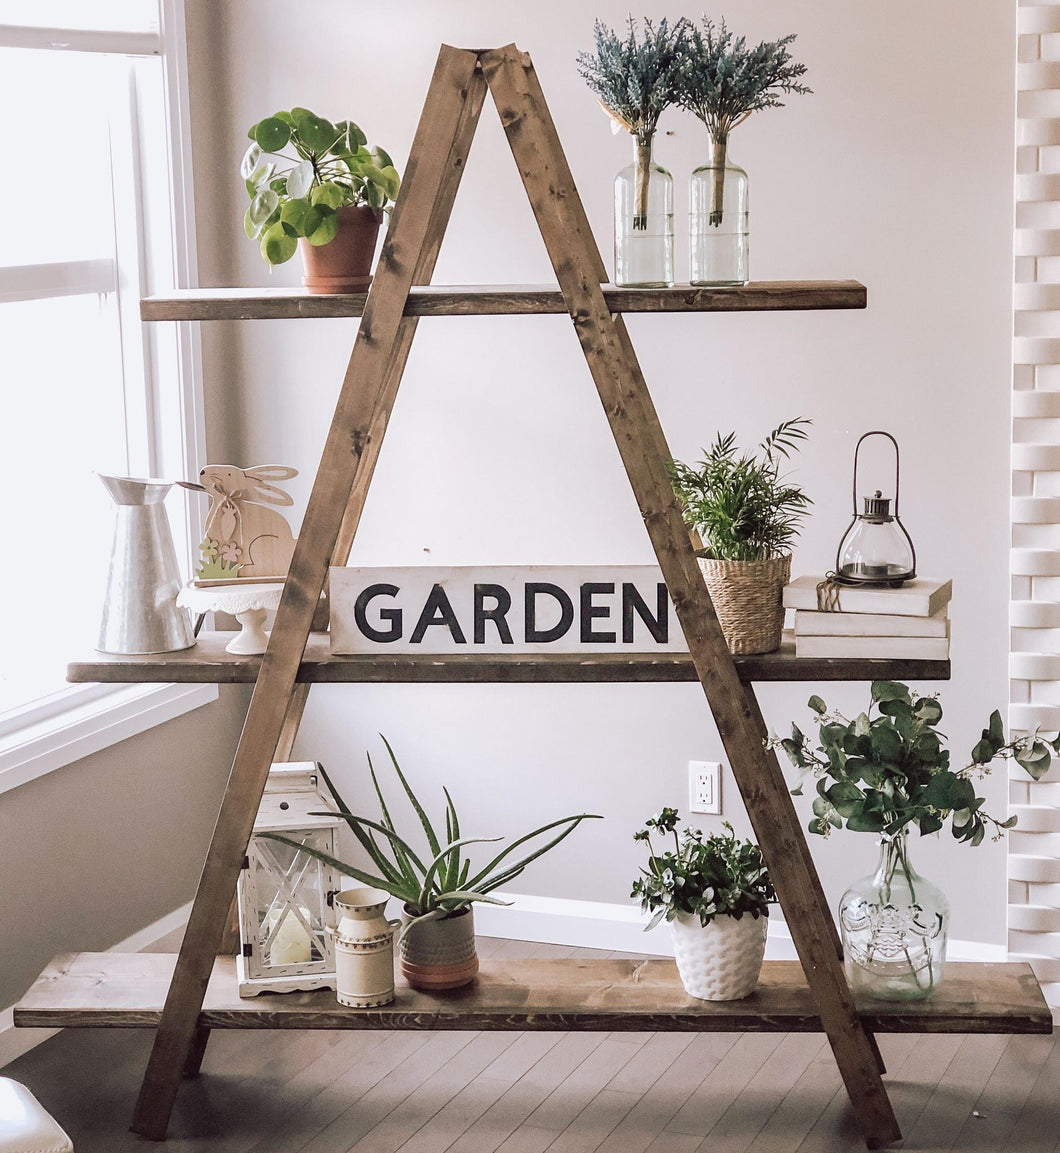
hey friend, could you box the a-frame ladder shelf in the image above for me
[141,280,866,321]
[17,954,1051,1036]
[36,43,1037,1151]
[67,631,951,684]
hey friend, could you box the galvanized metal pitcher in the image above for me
[97,474,194,654]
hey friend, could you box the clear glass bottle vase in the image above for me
[689,136,749,286]
[614,136,673,288]
[839,831,949,1001]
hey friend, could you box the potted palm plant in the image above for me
[669,416,812,654]
[774,680,1056,1000]
[241,108,401,293]
[264,737,600,990]
[632,811,775,1000]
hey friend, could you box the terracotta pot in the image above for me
[670,911,767,1001]
[399,906,478,991]
[299,204,382,294]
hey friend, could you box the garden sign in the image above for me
[329,566,687,654]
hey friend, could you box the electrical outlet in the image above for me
[689,760,722,815]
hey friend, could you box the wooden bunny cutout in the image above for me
[182,464,298,581]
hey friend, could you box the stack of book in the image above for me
[783,575,952,659]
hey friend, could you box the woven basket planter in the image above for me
[697,553,791,655]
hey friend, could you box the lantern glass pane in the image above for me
[837,519,915,584]
[246,830,337,978]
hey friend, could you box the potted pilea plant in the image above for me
[774,680,1057,1001]
[241,108,401,293]
[633,810,775,1000]
[577,17,686,288]
[265,738,600,991]
[678,19,811,286]
[669,417,811,655]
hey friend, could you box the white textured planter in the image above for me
[670,911,768,1000]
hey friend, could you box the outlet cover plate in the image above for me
[689,760,722,815]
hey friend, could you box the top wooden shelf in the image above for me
[140,281,867,322]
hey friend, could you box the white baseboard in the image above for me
[0,900,193,1069]
[0,890,1012,1069]
[477,891,1010,964]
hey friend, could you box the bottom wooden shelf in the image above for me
[14,953,1051,1035]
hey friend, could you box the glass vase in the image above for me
[689,135,749,287]
[614,135,673,288]
[839,831,949,1001]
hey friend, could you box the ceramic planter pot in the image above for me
[670,911,768,1000]
[697,553,791,655]
[299,204,383,294]
[399,905,478,990]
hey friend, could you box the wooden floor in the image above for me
[5,937,1058,1153]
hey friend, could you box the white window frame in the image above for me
[0,0,215,797]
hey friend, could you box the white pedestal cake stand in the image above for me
[177,582,284,655]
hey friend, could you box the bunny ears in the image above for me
[179,464,298,507]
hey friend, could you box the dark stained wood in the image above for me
[141,281,866,321]
[16,954,1051,1036]
[481,43,901,1150]
[130,46,487,1142]
[67,632,952,685]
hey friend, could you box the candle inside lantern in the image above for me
[266,906,314,965]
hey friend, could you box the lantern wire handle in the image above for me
[851,430,902,516]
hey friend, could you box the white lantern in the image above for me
[237,762,343,997]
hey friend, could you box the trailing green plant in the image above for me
[263,737,600,929]
[631,810,775,929]
[678,19,810,225]
[669,417,812,562]
[773,680,1058,845]
[241,108,401,266]
[577,17,687,227]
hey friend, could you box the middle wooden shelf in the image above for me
[69,631,951,684]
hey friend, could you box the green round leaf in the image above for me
[291,107,338,154]
[247,188,279,228]
[243,205,261,240]
[259,221,298,265]
[285,159,314,200]
[346,121,367,150]
[240,142,261,180]
[305,208,338,247]
[254,116,291,153]
[279,199,319,236]
[246,121,259,141]
[369,144,394,169]
[310,181,348,209]
[378,164,401,201]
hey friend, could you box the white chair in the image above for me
[0,1077,73,1153]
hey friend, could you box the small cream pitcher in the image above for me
[329,887,400,1008]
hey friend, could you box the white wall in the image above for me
[186,1,1016,945]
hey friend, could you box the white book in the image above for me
[794,634,950,660]
[794,608,950,638]
[783,575,953,618]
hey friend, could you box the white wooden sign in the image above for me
[329,566,687,654]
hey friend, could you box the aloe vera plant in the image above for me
[263,738,600,928]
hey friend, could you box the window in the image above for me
[0,1,212,790]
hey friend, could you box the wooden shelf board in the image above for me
[141,281,867,322]
[68,631,950,685]
[15,953,1050,1035]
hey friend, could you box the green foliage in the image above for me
[263,738,601,927]
[677,18,811,145]
[577,17,687,144]
[774,681,1059,846]
[669,417,812,562]
[631,810,775,930]
[241,107,401,266]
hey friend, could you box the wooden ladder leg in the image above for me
[482,45,900,1150]
[130,45,486,1141]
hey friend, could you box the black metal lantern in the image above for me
[834,431,917,587]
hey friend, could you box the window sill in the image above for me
[0,682,217,796]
